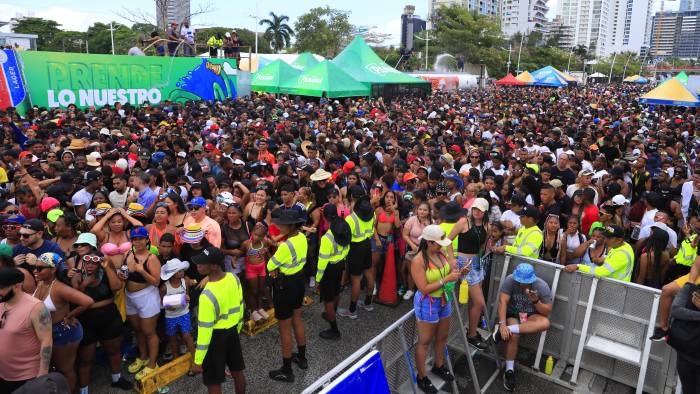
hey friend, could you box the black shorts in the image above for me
[78,303,124,345]
[320,261,345,302]
[272,272,305,320]
[202,326,245,386]
[347,239,372,276]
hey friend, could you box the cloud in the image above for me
[374,17,402,46]
[0,3,121,32]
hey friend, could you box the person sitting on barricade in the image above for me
[564,225,634,282]
[491,263,553,392]
[651,251,700,341]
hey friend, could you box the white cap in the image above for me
[232,159,245,165]
[99,127,110,136]
[611,194,627,206]
[592,170,608,180]
[177,151,187,158]
[471,197,489,212]
[418,225,452,247]
[115,158,128,170]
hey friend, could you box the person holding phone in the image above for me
[410,225,465,394]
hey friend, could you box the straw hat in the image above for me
[68,139,86,150]
[310,168,332,181]
[181,223,205,244]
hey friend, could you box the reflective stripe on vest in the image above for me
[518,227,542,256]
[677,240,697,267]
[198,288,242,329]
[318,232,346,263]
[348,213,373,242]
[270,239,307,270]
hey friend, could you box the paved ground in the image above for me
[90,288,573,394]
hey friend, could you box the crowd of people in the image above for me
[0,83,699,394]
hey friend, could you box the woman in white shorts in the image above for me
[120,226,162,380]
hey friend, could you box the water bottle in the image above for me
[589,240,596,249]
[545,355,554,375]
[458,279,469,304]
[481,315,488,329]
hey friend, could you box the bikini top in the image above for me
[246,241,266,258]
[124,251,153,284]
[33,280,57,313]
[101,232,132,256]
[377,209,396,224]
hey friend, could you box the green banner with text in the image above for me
[16,51,237,109]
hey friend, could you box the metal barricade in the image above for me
[486,254,677,394]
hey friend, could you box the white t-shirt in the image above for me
[640,208,658,230]
[109,187,133,209]
[458,163,482,177]
[639,223,677,250]
[71,188,94,207]
[180,26,195,43]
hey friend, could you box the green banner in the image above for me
[16,51,237,109]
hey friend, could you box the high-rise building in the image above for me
[680,0,700,12]
[427,0,499,23]
[649,10,700,58]
[401,5,427,52]
[543,16,575,49]
[501,0,549,36]
[156,0,191,30]
[556,0,653,57]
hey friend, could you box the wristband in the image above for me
[499,320,506,324]
[439,279,445,286]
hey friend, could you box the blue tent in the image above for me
[530,66,568,87]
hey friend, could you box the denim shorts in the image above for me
[413,290,452,323]
[371,234,392,254]
[466,255,485,286]
[52,321,84,347]
[165,312,192,337]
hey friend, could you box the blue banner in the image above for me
[321,351,390,394]
[0,49,26,110]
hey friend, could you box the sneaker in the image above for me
[292,353,308,370]
[258,308,270,320]
[503,369,516,392]
[162,351,173,362]
[416,376,438,394]
[431,364,455,382]
[398,286,406,296]
[358,300,374,312]
[319,328,341,340]
[269,368,294,382]
[110,376,133,390]
[127,358,148,374]
[309,277,316,288]
[403,289,415,301]
[649,326,668,342]
[491,324,503,344]
[251,310,262,323]
[337,308,358,319]
[468,335,489,351]
[135,365,158,381]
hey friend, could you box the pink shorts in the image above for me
[246,262,266,279]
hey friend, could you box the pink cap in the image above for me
[40,197,60,213]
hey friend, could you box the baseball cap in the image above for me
[471,197,489,212]
[177,151,187,159]
[187,196,207,209]
[418,225,452,247]
[22,219,45,232]
[549,179,563,189]
[603,225,625,238]
[84,171,102,182]
[518,205,540,220]
[611,195,627,206]
[192,246,225,265]
[578,169,595,177]
[40,197,60,213]
[403,172,418,183]
[129,226,149,239]
[46,209,64,223]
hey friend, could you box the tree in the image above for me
[85,22,138,55]
[55,31,88,53]
[12,17,62,51]
[294,6,353,57]
[259,12,294,53]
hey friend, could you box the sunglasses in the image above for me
[20,232,37,238]
[29,265,52,272]
[2,224,19,230]
[82,255,103,263]
[437,192,448,196]
[470,155,480,159]
[3,210,18,215]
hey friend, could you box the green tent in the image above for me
[251,59,302,93]
[291,52,320,70]
[676,71,689,85]
[280,60,370,98]
[332,36,430,86]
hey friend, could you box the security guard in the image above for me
[267,209,308,382]
[565,225,634,281]
[316,204,351,340]
[438,201,463,257]
[338,194,376,319]
[673,233,698,275]
[191,246,246,394]
[494,205,543,258]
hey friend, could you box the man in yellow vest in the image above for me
[338,194,376,319]
[190,246,246,393]
[493,205,543,258]
[565,225,634,282]
[267,209,308,382]
[316,204,352,340]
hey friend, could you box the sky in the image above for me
[0,0,680,46]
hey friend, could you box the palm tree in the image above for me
[259,12,294,53]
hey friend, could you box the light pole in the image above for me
[515,33,526,74]
[622,53,633,80]
[109,22,126,55]
[566,46,574,72]
[608,52,617,83]
[249,4,259,53]
[414,31,433,71]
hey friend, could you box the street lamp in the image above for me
[608,52,617,83]
[249,3,259,53]
[109,22,127,55]
[500,45,512,73]
[414,31,433,71]
[515,33,526,74]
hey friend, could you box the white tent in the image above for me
[589,72,606,78]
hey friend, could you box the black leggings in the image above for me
[677,354,700,394]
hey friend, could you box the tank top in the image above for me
[125,251,153,284]
[83,269,113,302]
[425,254,451,297]
[164,278,188,318]
[0,294,42,380]
[458,221,486,255]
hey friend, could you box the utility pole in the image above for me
[414,31,433,71]
[249,3,259,53]
[506,44,512,73]
[608,52,617,83]
[622,52,633,80]
[566,46,574,72]
[516,33,526,74]
[109,22,125,55]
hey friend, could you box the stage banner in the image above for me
[320,350,390,394]
[0,49,27,110]
[16,51,237,109]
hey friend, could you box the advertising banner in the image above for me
[16,51,237,109]
[320,351,390,394]
[0,49,27,110]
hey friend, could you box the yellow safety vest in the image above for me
[439,221,458,256]
[316,229,350,283]
[505,225,543,258]
[267,232,308,275]
[195,273,244,364]
[207,36,223,47]
[346,212,375,243]
[674,235,697,267]
[578,242,634,282]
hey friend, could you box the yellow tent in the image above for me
[515,71,535,84]
[639,78,700,107]
[552,67,577,82]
